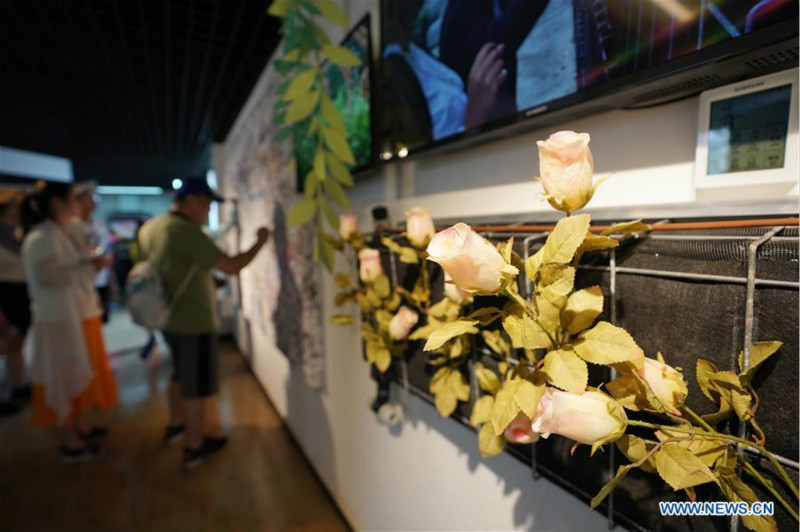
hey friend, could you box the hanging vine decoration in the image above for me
[268,0,360,271]
[329,131,796,532]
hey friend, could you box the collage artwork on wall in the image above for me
[220,61,325,389]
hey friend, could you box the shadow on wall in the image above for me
[389,388,602,531]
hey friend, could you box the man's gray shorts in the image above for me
[163,332,219,398]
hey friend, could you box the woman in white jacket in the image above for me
[21,182,118,463]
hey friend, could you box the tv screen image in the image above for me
[295,14,373,191]
[380,0,798,155]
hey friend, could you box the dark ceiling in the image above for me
[0,0,280,188]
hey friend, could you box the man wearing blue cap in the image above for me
[138,176,269,468]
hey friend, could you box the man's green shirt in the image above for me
[138,213,225,334]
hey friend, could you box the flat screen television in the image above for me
[295,13,375,191]
[379,0,799,160]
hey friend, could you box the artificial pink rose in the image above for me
[405,207,435,248]
[503,412,540,444]
[426,223,507,294]
[443,272,473,304]
[536,131,596,213]
[531,388,627,447]
[388,306,419,340]
[637,357,688,415]
[358,248,383,283]
[339,213,358,240]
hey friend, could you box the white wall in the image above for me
[0,145,73,182]
[220,2,798,531]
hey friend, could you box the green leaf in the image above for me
[321,201,339,229]
[274,126,293,142]
[601,219,652,236]
[470,395,494,426]
[738,341,782,384]
[322,126,356,165]
[579,232,619,253]
[478,422,506,458]
[490,378,545,435]
[525,248,545,280]
[482,330,510,357]
[285,89,319,123]
[538,265,575,302]
[284,69,316,101]
[534,295,562,339]
[321,94,346,134]
[696,358,719,402]
[606,374,659,412]
[423,319,479,351]
[616,435,657,473]
[466,307,503,326]
[323,176,350,210]
[654,443,717,490]
[561,286,604,334]
[326,152,354,185]
[475,363,501,395]
[708,371,752,421]
[448,370,470,402]
[542,214,591,264]
[316,233,334,272]
[312,0,350,26]
[434,388,457,417]
[321,43,361,67]
[313,148,326,180]
[718,473,779,532]
[286,199,316,226]
[574,321,644,367]
[267,0,291,17]
[542,347,588,394]
[329,314,355,326]
[591,465,634,509]
[655,429,726,468]
[502,312,550,350]
[380,237,418,264]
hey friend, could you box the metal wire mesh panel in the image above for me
[368,221,798,532]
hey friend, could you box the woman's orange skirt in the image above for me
[31,316,118,427]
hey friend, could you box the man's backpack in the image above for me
[126,261,196,330]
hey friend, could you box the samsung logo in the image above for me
[525,105,548,117]
[734,81,765,93]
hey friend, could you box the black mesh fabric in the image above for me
[367,226,798,532]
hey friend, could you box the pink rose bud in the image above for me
[503,412,540,444]
[426,223,506,294]
[388,306,419,340]
[339,213,358,240]
[536,131,595,213]
[405,207,436,249]
[358,248,383,283]
[531,388,627,447]
[637,357,688,415]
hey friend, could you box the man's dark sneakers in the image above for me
[181,436,228,469]
[78,427,109,442]
[164,424,185,444]
[60,445,101,465]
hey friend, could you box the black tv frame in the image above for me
[377,0,799,164]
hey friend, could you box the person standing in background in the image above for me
[21,182,118,463]
[0,190,32,414]
[138,177,269,469]
[73,184,114,323]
